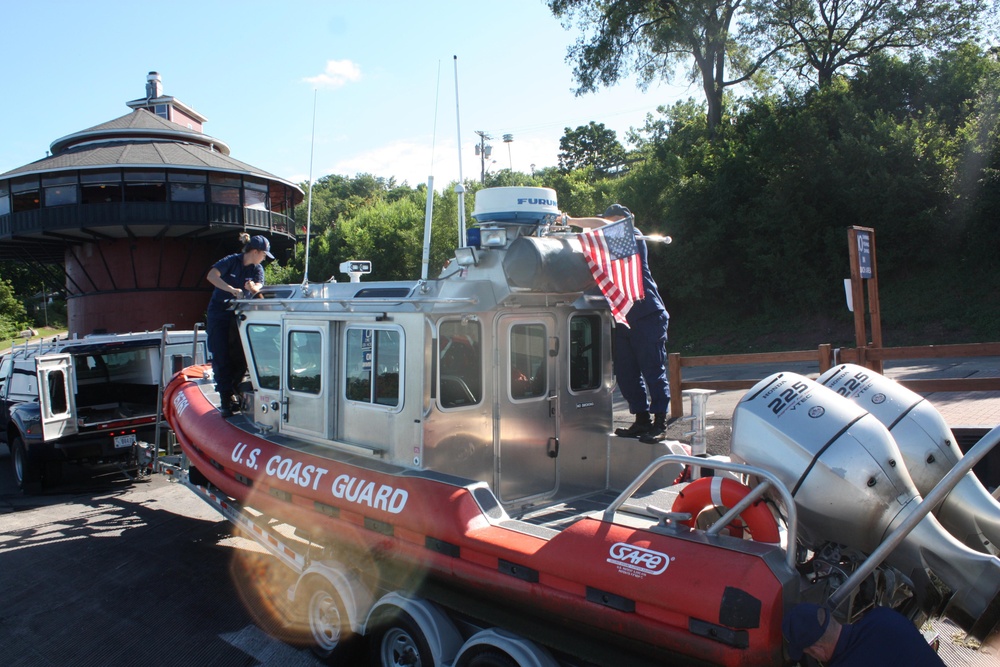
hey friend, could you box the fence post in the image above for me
[818,344,832,373]
[669,352,683,419]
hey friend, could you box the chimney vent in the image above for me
[145,71,163,99]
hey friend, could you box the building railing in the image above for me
[0,202,294,240]
[667,342,1000,419]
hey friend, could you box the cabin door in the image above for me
[496,314,559,504]
[280,321,329,440]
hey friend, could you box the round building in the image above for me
[0,72,303,336]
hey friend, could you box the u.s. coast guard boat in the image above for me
[162,187,1000,666]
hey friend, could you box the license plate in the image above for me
[114,434,137,449]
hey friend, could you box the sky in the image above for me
[0,0,694,192]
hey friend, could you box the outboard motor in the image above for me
[730,372,1000,639]
[819,364,1000,555]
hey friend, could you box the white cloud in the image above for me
[303,60,363,89]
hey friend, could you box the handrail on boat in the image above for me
[603,454,799,570]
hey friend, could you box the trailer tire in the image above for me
[11,435,42,494]
[306,580,357,662]
[368,608,434,667]
[458,649,520,667]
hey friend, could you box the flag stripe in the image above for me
[577,218,644,326]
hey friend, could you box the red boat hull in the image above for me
[164,367,789,666]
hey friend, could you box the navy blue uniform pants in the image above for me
[207,309,246,400]
[614,311,670,415]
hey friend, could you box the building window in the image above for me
[0,185,9,216]
[244,178,268,210]
[80,170,122,204]
[124,170,166,203]
[44,185,78,207]
[11,177,40,212]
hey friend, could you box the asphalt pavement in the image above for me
[2,358,999,667]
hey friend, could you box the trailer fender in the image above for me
[364,592,463,666]
[454,627,559,667]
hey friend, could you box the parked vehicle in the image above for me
[0,328,204,492]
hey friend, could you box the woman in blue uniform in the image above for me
[205,233,272,416]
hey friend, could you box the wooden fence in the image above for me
[667,342,1000,419]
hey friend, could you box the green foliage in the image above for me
[558,122,627,176]
[0,276,29,341]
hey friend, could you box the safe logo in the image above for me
[607,542,671,576]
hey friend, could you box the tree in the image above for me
[548,0,784,135]
[558,122,628,176]
[747,0,986,88]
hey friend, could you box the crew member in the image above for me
[205,233,272,416]
[783,603,945,666]
[562,205,671,439]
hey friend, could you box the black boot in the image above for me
[615,411,651,438]
[639,413,669,442]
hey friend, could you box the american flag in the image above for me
[578,218,644,326]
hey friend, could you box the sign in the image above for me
[857,231,872,279]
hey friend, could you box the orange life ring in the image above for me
[671,476,781,544]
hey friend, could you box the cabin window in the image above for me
[509,323,547,400]
[438,319,482,408]
[345,327,401,407]
[569,314,602,391]
[247,324,281,390]
[0,356,10,396]
[287,330,322,394]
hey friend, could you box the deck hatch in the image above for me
[499,559,539,583]
[585,587,635,613]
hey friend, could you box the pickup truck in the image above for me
[0,330,205,493]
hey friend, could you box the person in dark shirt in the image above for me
[783,603,945,666]
[205,233,272,416]
[563,204,671,439]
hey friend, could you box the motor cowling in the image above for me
[819,364,1000,555]
[730,372,1000,639]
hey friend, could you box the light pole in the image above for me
[474,130,492,184]
[503,134,513,171]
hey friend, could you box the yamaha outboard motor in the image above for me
[730,372,1000,639]
[819,364,1000,555]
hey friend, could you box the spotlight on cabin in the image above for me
[455,246,479,267]
[479,227,508,248]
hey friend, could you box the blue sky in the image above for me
[0,1,692,190]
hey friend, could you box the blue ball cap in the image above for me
[599,204,632,219]
[246,235,274,259]
[782,604,831,660]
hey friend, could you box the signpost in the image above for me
[847,226,883,373]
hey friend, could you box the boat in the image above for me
[162,186,1000,666]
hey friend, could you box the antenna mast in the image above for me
[453,56,466,249]
[303,89,317,285]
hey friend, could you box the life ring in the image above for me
[671,477,781,544]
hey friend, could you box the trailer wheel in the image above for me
[11,435,42,494]
[307,581,355,661]
[368,608,434,667]
[458,649,520,667]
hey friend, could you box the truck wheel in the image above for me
[307,581,357,661]
[11,435,43,494]
[368,608,434,667]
